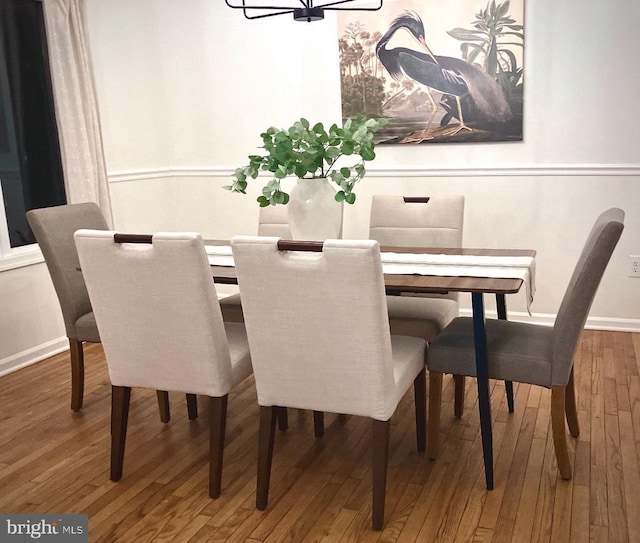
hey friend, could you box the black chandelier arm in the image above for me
[316,0,382,10]
[225,0,299,11]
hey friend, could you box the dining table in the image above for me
[207,240,536,491]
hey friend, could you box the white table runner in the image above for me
[206,245,235,267]
[380,252,535,312]
[206,245,536,312]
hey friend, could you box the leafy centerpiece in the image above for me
[224,115,387,206]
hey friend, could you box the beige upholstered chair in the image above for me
[369,195,468,414]
[26,203,107,411]
[74,230,252,498]
[256,204,293,238]
[231,236,427,530]
[219,205,292,323]
[426,208,624,479]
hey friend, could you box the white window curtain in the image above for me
[41,0,113,227]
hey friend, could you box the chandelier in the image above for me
[224,0,383,22]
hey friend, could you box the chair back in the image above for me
[552,208,624,385]
[369,195,464,248]
[74,230,234,396]
[26,203,108,338]
[258,205,292,238]
[232,237,396,420]
[370,195,464,305]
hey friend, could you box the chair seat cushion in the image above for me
[219,292,244,323]
[386,296,458,343]
[75,312,100,343]
[224,322,253,387]
[427,318,555,387]
[390,335,427,414]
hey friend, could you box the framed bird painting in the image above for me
[337,0,524,143]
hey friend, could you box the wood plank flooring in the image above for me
[0,329,638,542]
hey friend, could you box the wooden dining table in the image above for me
[209,242,536,490]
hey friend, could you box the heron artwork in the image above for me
[376,11,513,142]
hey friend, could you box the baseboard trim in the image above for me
[0,337,69,377]
[458,309,640,333]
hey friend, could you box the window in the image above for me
[0,0,65,268]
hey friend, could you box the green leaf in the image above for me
[335,191,346,202]
[345,193,356,204]
[342,141,354,155]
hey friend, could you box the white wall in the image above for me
[90,0,640,323]
[1,0,639,373]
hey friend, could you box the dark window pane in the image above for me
[0,0,66,248]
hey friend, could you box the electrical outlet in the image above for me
[630,255,640,277]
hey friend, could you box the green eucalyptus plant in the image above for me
[224,115,387,206]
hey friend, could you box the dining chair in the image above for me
[74,230,253,498]
[219,204,292,324]
[26,203,108,411]
[426,208,624,480]
[231,236,427,530]
[369,195,471,416]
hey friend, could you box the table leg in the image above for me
[496,294,514,413]
[472,292,494,490]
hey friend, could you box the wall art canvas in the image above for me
[338,0,524,144]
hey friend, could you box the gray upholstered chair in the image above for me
[27,203,108,411]
[369,195,469,415]
[426,208,624,479]
[219,204,292,323]
[74,230,253,498]
[231,237,427,530]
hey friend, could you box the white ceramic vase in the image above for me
[287,178,343,241]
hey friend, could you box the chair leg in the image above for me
[276,407,288,431]
[505,381,515,413]
[551,386,572,480]
[428,371,443,460]
[69,338,85,411]
[313,411,324,438]
[414,367,426,452]
[110,385,131,481]
[209,395,228,498]
[565,368,580,438]
[453,374,465,419]
[371,418,390,531]
[156,391,170,423]
[256,405,277,510]
[186,394,198,420]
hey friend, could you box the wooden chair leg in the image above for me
[505,381,515,413]
[111,385,131,481]
[256,405,277,510]
[209,395,228,498]
[156,391,170,423]
[276,406,288,431]
[428,371,443,461]
[186,394,198,420]
[551,386,572,480]
[565,368,580,437]
[371,418,390,531]
[414,367,426,452]
[313,411,324,438]
[69,338,84,411]
[453,374,465,419]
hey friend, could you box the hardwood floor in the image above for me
[1,329,638,542]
